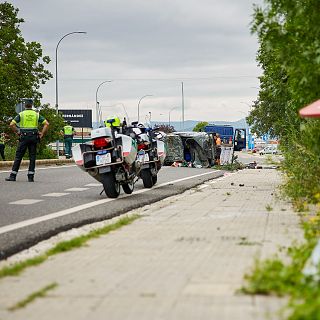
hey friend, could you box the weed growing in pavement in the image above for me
[237,240,262,246]
[0,215,140,279]
[0,255,47,278]
[241,211,320,319]
[265,155,282,167]
[265,204,273,211]
[8,282,58,311]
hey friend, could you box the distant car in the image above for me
[259,145,279,155]
[252,146,263,153]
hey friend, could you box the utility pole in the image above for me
[181,81,185,131]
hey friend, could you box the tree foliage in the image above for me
[0,2,66,154]
[153,123,175,134]
[0,2,52,122]
[249,0,320,201]
[193,121,208,132]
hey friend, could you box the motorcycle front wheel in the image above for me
[141,169,153,188]
[122,180,134,194]
[101,172,120,198]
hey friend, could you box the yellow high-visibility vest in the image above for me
[64,125,73,135]
[20,110,39,129]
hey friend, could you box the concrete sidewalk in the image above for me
[0,169,302,320]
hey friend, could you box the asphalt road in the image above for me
[0,164,223,259]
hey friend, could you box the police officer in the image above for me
[104,115,121,129]
[63,121,75,159]
[5,99,49,182]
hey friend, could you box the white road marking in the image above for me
[65,188,89,192]
[0,170,222,235]
[9,199,44,205]
[84,183,101,187]
[42,193,70,197]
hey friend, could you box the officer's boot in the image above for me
[5,173,16,181]
[27,174,34,182]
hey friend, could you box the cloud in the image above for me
[11,0,262,121]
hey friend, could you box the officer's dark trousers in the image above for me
[64,137,73,157]
[0,144,5,160]
[11,135,38,176]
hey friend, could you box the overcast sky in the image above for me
[11,0,263,124]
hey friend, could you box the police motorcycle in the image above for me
[127,122,166,188]
[72,117,139,198]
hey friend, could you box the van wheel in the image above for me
[101,172,120,198]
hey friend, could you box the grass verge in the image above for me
[0,214,140,279]
[241,210,320,319]
[8,282,58,311]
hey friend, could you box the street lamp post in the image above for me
[137,94,153,122]
[95,80,112,126]
[55,31,86,157]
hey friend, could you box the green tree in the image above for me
[249,0,320,202]
[38,104,65,146]
[193,121,208,132]
[0,2,52,121]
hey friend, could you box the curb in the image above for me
[0,159,74,168]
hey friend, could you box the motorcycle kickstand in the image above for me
[99,188,105,196]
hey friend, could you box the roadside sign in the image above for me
[59,109,92,127]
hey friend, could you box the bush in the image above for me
[281,120,320,203]
[2,145,56,161]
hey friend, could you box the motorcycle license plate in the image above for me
[138,152,149,162]
[96,152,111,165]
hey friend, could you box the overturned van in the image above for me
[164,132,215,167]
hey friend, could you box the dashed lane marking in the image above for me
[9,199,44,205]
[84,183,101,187]
[42,193,70,197]
[65,188,89,192]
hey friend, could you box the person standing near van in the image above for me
[63,121,75,159]
[215,133,222,165]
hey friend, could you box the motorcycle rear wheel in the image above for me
[101,172,120,198]
[152,174,157,185]
[122,181,134,194]
[141,169,153,188]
